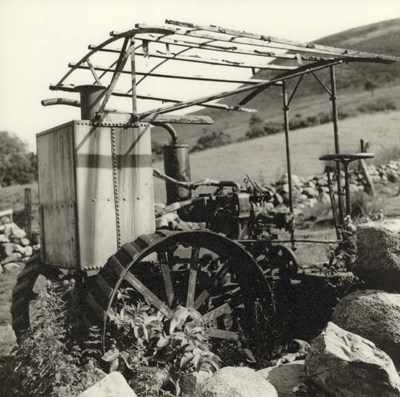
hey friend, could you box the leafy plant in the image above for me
[104,294,221,396]
[0,281,103,397]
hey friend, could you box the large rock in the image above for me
[181,370,212,397]
[195,366,278,397]
[0,325,17,355]
[332,290,400,367]
[79,372,136,397]
[258,361,310,397]
[305,322,400,397]
[352,219,400,291]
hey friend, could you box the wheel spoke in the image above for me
[124,272,174,319]
[194,262,230,310]
[158,251,175,307]
[186,246,200,307]
[203,303,232,324]
[205,328,239,341]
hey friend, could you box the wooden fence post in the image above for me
[24,188,32,238]
[359,139,375,196]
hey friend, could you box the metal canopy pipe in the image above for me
[130,38,137,116]
[282,81,295,249]
[76,58,281,85]
[330,66,344,227]
[137,59,344,119]
[163,20,398,63]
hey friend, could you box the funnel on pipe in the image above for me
[74,84,106,120]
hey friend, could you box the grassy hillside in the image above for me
[4,111,399,206]
[153,109,400,201]
[151,18,400,148]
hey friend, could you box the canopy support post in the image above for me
[282,81,295,250]
[329,66,344,228]
[130,38,138,117]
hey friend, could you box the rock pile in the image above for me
[366,160,400,184]
[0,215,39,273]
[261,158,400,213]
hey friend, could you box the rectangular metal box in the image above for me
[37,120,155,271]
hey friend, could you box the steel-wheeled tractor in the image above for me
[11,20,398,349]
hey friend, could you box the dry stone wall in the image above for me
[0,215,39,273]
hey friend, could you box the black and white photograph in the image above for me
[1,0,400,395]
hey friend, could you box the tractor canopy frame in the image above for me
[44,19,400,254]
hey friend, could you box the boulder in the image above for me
[277,183,290,195]
[79,372,136,397]
[388,170,399,183]
[296,194,308,204]
[0,235,9,243]
[258,361,310,397]
[0,325,16,355]
[291,174,303,186]
[317,192,330,205]
[195,366,278,397]
[181,370,212,397]
[352,219,400,291]
[305,322,400,397]
[302,187,318,198]
[23,246,33,257]
[273,193,283,206]
[332,290,400,367]
[4,223,26,238]
[20,238,30,247]
[304,198,317,208]
[3,262,21,272]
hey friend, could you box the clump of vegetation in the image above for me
[364,79,378,97]
[105,290,221,396]
[190,130,232,152]
[242,96,397,146]
[356,97,396,114]
[0,282,103,397]
[0,282,221,397]
[245,114,282,139]
[350,190,386,219]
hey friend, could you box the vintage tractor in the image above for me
[11,20,398,350]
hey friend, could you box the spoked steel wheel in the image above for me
[86,230,272,350]
[256,244,298,281]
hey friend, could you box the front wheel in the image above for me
[85,230,273,352]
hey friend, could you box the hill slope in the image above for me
[152,18,400,147]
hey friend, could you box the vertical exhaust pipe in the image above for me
[155,123,192,205]
[75,84,106,120]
